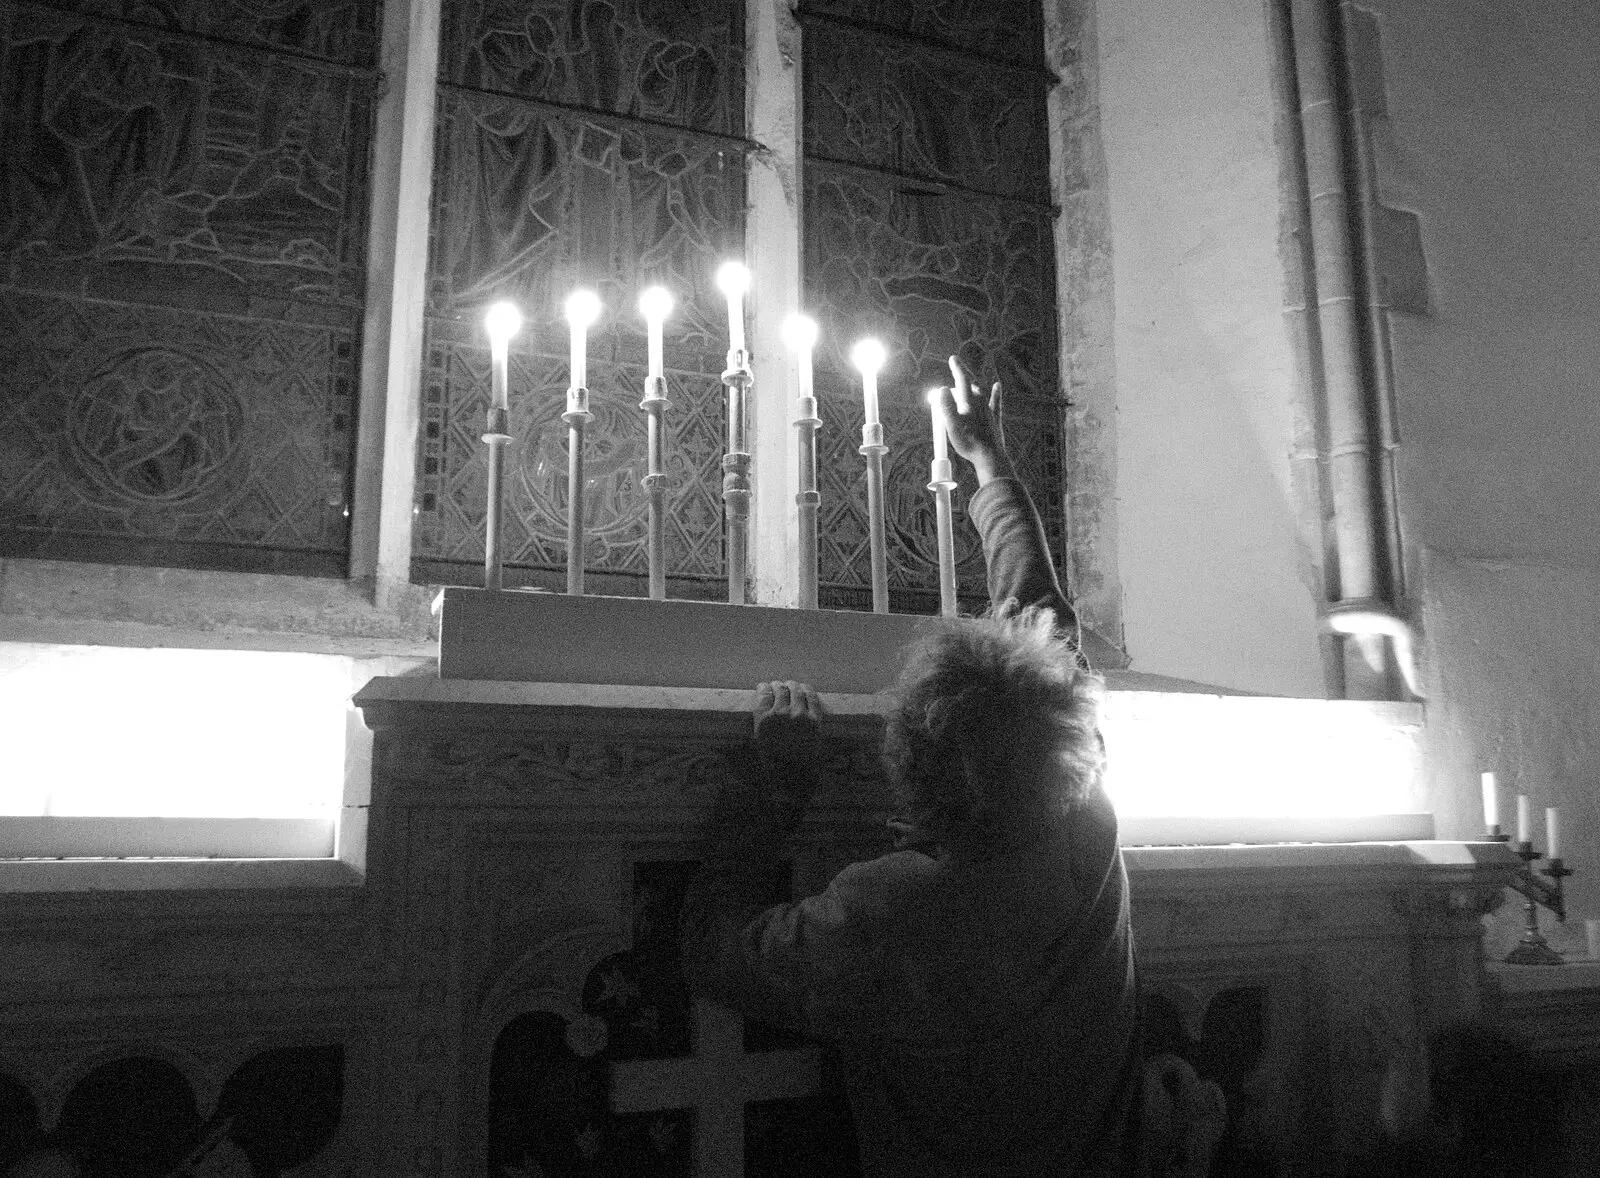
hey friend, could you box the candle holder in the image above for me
[482,405,512,591]
[928,456,958,619]
[1503,840,1572,966]
[794,384,821,611]
[640,374,671,601]
[860,422,890,614]
[722,349,753,605]
[564,385,593,596]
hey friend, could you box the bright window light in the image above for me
[1100,690,1424,821]
[0,643,354,820]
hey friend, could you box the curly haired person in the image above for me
[681,357,1139,1177]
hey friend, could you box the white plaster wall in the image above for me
[1360,0,1600,923]
[1096,0,1327,696]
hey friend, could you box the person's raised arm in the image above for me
[938,356,1083,650]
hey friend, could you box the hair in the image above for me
[881,604,1105,852]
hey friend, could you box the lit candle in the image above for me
[1546,807,1561,859]
[851,338,886,427]
[639,286,673,379]
[1480,771,1499,831]
[565,289,601,392]
[715,261,749,357]
[928,387,949,462]
[484,301,522,411]
[1517,793,1532,844]
[784,313,816,405]
[926,388,958,619]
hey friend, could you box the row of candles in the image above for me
[478,261,960,614]
[1480,770,1564,855]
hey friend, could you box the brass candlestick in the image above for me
[860,421,889,614]
[722,349,752,605]
[564,383,592,596]
[1503,839,1572,966]
[641,374,670,601]
[483,405,511,592]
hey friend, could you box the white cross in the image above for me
[610,999,820,1178]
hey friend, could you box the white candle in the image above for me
[850,338,886,428]
[483,301,523,411]
[1546,807,1561,859]
[1480,771,1499,830]
[1517,793,1532,844]
[927,388,949,461]
[565,290,601,392]
[715,262,749,356]
[639,286,673,378]
[783,314,817,403]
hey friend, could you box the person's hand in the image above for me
[750,681,824,827]
[753,680,822,773]
[936,355,1014,486]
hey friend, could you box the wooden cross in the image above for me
[610,999,819,1178]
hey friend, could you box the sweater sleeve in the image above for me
[966,476,1083,652]
[680,794,922,1039]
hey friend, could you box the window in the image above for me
[0,0,380,576]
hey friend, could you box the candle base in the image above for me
[860,425,890,615]
[1504,932,1565,966]
[721,361,753,606]
[563,390,593,598]
[641,375,670,602]
[482,406,513,593]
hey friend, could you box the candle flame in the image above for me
[850,338,887,376]
[715,261,750,297]
[781,313,817,352]
[925,387,944,408]
[484,301,523,345]
[564,289,602,328]
[638,286,674,321]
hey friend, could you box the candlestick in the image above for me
[1505,840,1572,966]
[851,339,889,612]
[716,263,753,604]
[639,287,674,601]
[927,388,958,618]
[716,261,749,359]
[481,302,522,592]
[1517,793,1532,845]
[784,314,821,610]
[1546,807,1561,860]
[563,291,601,596]
[1481,771,1500,833]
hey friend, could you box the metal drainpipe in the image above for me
[1337,0,1408,611]
[1283,0,1414,699]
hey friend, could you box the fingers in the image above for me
[804,690,823,726]
[755,680,823,724]
[989,380,1003,417]
[990,381,1004,448]
[937,384,960,424]
[947,355,974,412]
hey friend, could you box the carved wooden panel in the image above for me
[414,1,747,595]
[0,1046,344,1173]
[801,5,1066,610]
[0,1,375,575]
